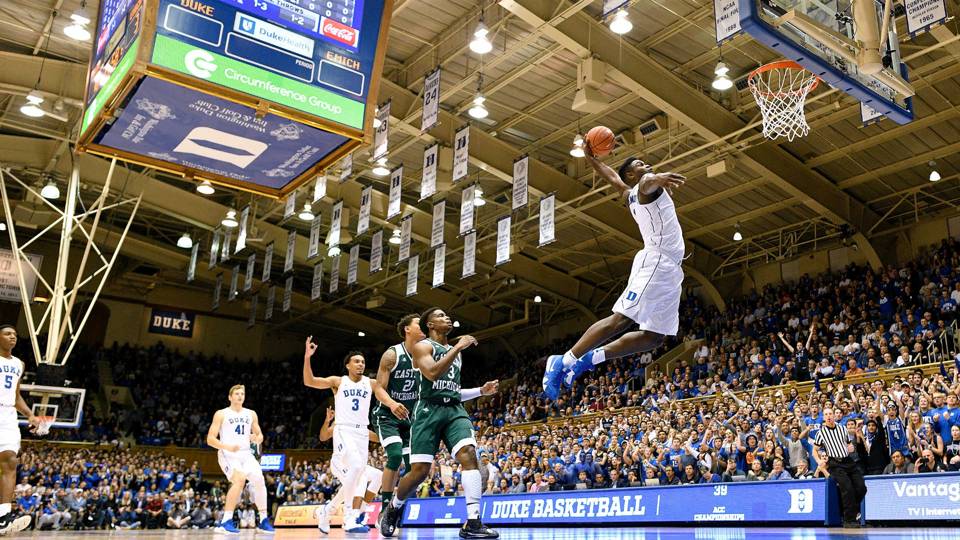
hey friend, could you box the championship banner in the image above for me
[244,253,255,292]
[399,216,413,262]
[220,228,232,263]
[313,174,327,202]
[284,192,296,221]
[262,242,274,283]
[421,143,439,200]
[432,245,445,288]
[406,254,419,297]
[388,165,403,219]
[453,125,469,183]
[340,153,353,183]
[229,264,240,301]
[308,213,322,260]
[539,193,556,247]
[347,244,359,285]
[373,101,390,160]
[208,228,220,270]
[431,200,445,248]
[496,216,511,266]
[422,67,441,132]
[147,309,195,338]
[329,254,340,294]
[462,231,476,278]
[311,262,323,301]
[0,249,41,304]
[370,229,383,274]
[358,185,372,235]
[904,0,948,36]
[330,200,344,247]
[247,296,258,329]
[235,205,250,253]
[512,156,528,210]
[213,273,223,311]
[282,275,293,313]
[187,242,199,283]
[284,230,297,274]
[714,0,742,43]
[460,184,476,235]
[265,286,275,321]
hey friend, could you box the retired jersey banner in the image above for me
[422,67,441,132]
[460,184,476,235]
[235,205,250,253]
[208,228,221,270]
[421,143,439,201]
[187,242,199,283]
[311,263,323,301]
[244,253,255,292]
[358,185,372,235]
[399,216,413,262]
[329,254,341,294]
[220,228,232,263]
[453,125,469,183]
[148,309,195,338]
[308,213,322,260]
[432,245,446,288]
[539,193,556,247]
[340,154,353,183]
[330,200,344,247]
[313,175,327,202]
[347,245,359,285]
[370,229,383,274]
[284,192,296,220]
[373,101,390,160]
[284,230,297,274]
[431,200,445,248]
[282,276,293,313]
[265,286,275,321]
[247,296,258,329]
[512,156,529,210]
[262,242,274,282]
[213,273,223,311]
[496,216,512,266]
[462,231,476,278]
[229,264,240,301]
[406,254,419,297]
[388,166,403,219]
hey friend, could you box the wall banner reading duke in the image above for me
[148,309,196,338]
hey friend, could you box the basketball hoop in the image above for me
[748,61,820,142]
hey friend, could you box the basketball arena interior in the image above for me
[1,0,960,538]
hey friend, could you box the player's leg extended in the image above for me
[245,461,274,534]
[448,410,497,538]
[377,417,404,504]
[542,313,632,399]
[214,469,247,534]
[379,408,437,537]
[0,450,17,526]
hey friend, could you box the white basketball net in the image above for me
[748,62,819,142]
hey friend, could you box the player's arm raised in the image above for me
[461,380,499,402]
[371,380,409,420]
[205,410,241,452]
[583,152,631,198]
[303,335,341,390]
[413,336,476,381]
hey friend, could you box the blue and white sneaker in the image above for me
[356,510,366,525]
[257,517,275,534]
[214,519,240,535]
[542,354,566,400]
[344,522,370,534]
[563,350,597,388]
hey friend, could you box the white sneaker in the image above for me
[315,503,330,534]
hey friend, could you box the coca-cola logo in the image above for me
[321,18,359,47]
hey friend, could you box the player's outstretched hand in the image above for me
[647,172,685,191]
[481,380,499,396]
[390,402,409,420]
[455,335,478,351]
[305,335,318,357]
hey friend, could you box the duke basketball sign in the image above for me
[148,309,196,338]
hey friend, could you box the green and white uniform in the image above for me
[370,344,417,451]
[409,338,476,464]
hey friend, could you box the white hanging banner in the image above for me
[308,213,321,259]
[265,285,275,320]
[512,156,529,210]
[432,244,446,288]
[406,254,419,297]
[358,185,372,235]
[284,230,297,273]
[420,143,439,201]
[452,125,469,183]
[422,67,441,132]
[714,0,742,43]
[602,0,629,17]
[262,242,274,282]
[340,154,353,183]
[431,200,445,248]
[235,205,250,253]
[220,228,232,262]
[187,242,199,283]
[329,254,340,293]
[229,264,240,301]
[314,175,327,202]
[282,275,293,312]
[347,244,359,285]
[860,102,883,126]
[244,253,255,292]
[311,262,323,301]
[329,200,343,247]
[284,192,296,220]
[539,193,556,247]
[373,101,390,160]
[399,216,413,262]
[208,228,221,269]
[496,215,512,266]
[462,231,476,278]
[247,295,258,328]
[905,0,948,36]
[388,165,403,219]
[370,229,383,274]
[459,184,476,235]
[212,273,222,310]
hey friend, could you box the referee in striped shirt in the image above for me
[814,407,867,528]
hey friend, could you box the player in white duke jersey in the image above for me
[0,325,42,536]
[542,147,686,400]
[302,337,408,533]
[206,384,275,535]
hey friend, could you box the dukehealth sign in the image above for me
[865,472,960,521]
[148,309,196,338]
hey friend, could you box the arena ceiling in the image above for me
[0,0,959,340]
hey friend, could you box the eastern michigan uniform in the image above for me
[331,376,373,482]
[614,185,685,336]
[216,407,261,478]
[409,340,476,464]
[0,355,24,453]
[370,344,418,456]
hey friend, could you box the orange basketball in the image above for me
[585,126,615,157]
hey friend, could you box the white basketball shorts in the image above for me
[217,450,261,479]
[612,248,683,336]
[0,407,20,454]
[331,428,369,481]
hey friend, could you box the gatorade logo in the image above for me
[321,17,359,47]
[184,49,217,79]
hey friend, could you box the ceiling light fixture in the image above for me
[20,90,45,118]
[358,331,366,337]
[64,2,92,41]
[372,157,390,177]
[0,222,7,232]
[389,229,402,245]
[40,179,60,200]
[473,186,486,207]
[609,9,633,35]
[733,223,743,242]
[570,133,586,158]
[177,233,193,249]
[534,295,542,303]
[469,7,493,55]
[453,320,460,328]
[196,180,215,195]
[929,161,941,182]
[298,202,315,221]
[221,209,239,228]
[712,61,734,91]
[328,245,341,257]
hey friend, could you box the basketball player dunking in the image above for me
[0,325,41,535]
[206,384,275,535]
[378,308,498,539]
[542,149,686,400]
[302,339,408,534]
